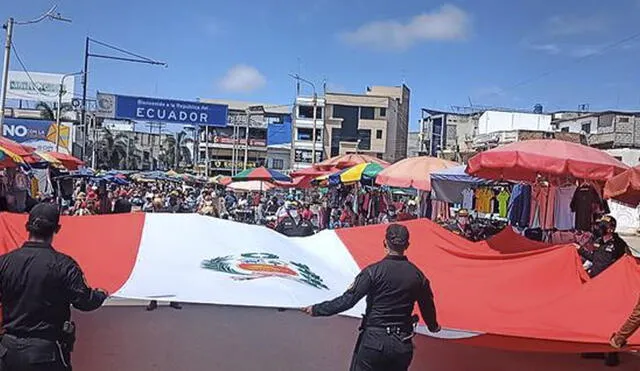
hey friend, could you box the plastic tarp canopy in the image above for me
[430,165,497,204]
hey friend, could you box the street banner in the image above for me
[2,118,73,154]
[97,93,228,127]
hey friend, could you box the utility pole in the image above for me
[0,6,71,135]
[0,18,14,135]
[80,37,166,160]
[243,109,251,170]
[244,105,265,170]
[56,71,82,152]
[288,74,318,164]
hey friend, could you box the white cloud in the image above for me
[217,65,266,93]
[547,15,607,36]
[569,46,601,58]
[529,43,562,55]
[340,4,470,51]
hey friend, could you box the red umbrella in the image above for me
[314,154,389,170]
[604,166,640,206]
[375,156,458,191]
[467,139,629,182]
[0,137,39,164]
[45,151,85,171]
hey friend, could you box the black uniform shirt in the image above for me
[313,255,439,331]
[0,241,107,341]
[275,216,314,237]
[579,234,629,278]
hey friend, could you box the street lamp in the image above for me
[0,5,71,135]
[289,73,319,165]
[55,71,83,152]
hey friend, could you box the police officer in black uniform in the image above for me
[0,203,108,370]
[275,202,314,237]
[578,215,629,367]
[579,215,629,278]
[301,224,440,371]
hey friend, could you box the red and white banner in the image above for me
[0,213,638,353]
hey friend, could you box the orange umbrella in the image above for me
[604,166,640,206]
[314,153,389,170]
[45,151,85,170]
[375,156,458,191]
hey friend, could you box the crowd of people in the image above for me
[50,178,427,238]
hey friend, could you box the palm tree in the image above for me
[161,130,193,170]
[96,129,134,169]
[35,101,74,121]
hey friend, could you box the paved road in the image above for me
[71,303,639,371]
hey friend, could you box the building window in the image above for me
[298,105,322,119]
[271,158,284,170]
[379,108,386,117]
[360,107,375,120]
[296,128,320,141]
[357,129,371,150]
[619,117,630,123]
[376,129,383,139]
[581,122,591,133]
[561,127,569,132]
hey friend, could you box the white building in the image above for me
[477,111,553,135]
[292,96,325,169]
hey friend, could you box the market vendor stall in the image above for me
[430,165,498,205]
[465,139,628,243]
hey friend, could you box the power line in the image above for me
[481,30,640,101]
[9,41,58,98]
[88,38,166,66]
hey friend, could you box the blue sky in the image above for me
[3,0,640,130]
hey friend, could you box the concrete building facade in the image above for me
[291,96,325,170]
[320,85,410,164]
[198,99,291,176]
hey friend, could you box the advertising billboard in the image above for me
[6,71,75,102]
[97,93,228,127]
[3,118,73,154]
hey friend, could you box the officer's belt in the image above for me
[365,325,413,334]
[3,331,60,343]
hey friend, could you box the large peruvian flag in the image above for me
[0,213,638,353]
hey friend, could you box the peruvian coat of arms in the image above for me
[201,252,329,290]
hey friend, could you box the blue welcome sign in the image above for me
[102,94,228,127]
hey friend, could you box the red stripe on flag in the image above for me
[0,212,144,294]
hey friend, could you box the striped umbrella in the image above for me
[317,162,385,186]
[232,167,291,183]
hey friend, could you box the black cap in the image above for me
[385,224,410,251]
[27,203,60,232]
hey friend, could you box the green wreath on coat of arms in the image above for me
[201,252,329,290]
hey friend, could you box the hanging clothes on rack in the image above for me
[570,182,608,231]
[461,187,474,210]
[529,182,555,230]
[554,185,577,230]
[496,188,510,218]
[475,187,493,213]
[508,184,531,227]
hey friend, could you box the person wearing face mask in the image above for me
[579,215,629,278]
[445,209,473,240]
